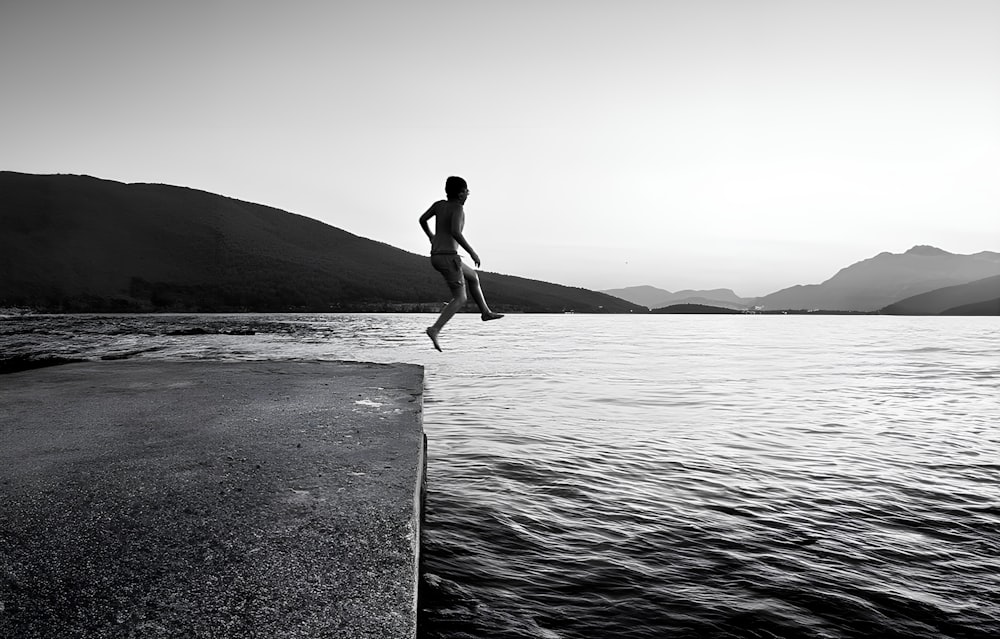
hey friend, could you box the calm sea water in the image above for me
[2,313,998,638]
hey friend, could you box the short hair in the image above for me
[445,176,468,198]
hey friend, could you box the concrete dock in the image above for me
[0,360,426,638]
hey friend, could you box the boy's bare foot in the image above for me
[481,312,504,321]
[426,327,442,352]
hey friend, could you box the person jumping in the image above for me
[418,176,504,351]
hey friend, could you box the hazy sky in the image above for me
[3,0,998,296]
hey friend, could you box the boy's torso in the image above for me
[431,200,463,254]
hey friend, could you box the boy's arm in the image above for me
[418,204,436,243]
[451,207,481,267]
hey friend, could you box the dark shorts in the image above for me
[430,252,464,291]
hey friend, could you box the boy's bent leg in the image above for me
[461,262,503,320]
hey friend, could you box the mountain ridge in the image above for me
[601,285,753,310]
[603,246,1000,313]
[880,274,1000,315]
[5,172,996,315]
[756,246,1000,311]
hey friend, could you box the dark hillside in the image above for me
[0,172,642,313]
[941,298,1000,315]
[651,303,740,314]
[880,274,1000,315]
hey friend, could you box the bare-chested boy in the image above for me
[419,176,503,351]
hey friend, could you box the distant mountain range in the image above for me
[0,172,643,313]
[604,246,1000,315]
[755,245,1000,312]
[600,286,753,311]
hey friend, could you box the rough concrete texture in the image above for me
[0,360,425,639]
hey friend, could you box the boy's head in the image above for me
[445,176,468,199]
